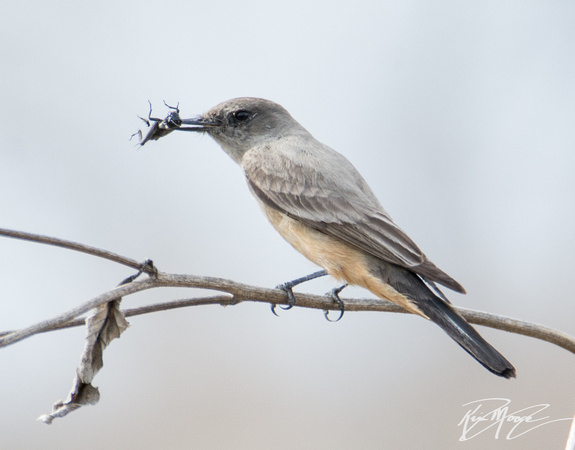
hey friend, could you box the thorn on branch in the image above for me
[118,259,157,286]
[140,259,158,278]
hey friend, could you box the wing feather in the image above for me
[242,140,465,293]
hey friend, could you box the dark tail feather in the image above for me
[375,262,516,378]
[414,295,516,378]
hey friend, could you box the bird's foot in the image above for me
[324,284,347,322]
[271,270,327,316]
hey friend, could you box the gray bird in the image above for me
[154,97,515,378]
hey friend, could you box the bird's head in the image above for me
[180,97,307,163]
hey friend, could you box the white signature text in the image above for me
[458,397,572,441]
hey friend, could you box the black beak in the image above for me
[177,117,222,132]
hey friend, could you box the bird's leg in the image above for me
[272,270,327,315]
[324,283,348,322]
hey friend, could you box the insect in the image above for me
[131,101,183,146]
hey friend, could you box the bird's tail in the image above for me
[371,262,516,379]
[412,293,516,378]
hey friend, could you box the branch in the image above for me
[0,227,573,353]
[0,228,154,274]
[1,228,574,424]
[1,271,574,355]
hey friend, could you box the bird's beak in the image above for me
[177,116,222,132]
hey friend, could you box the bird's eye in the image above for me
[234,110,251,122]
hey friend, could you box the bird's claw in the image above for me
[324,284,347,322]
[272,283,297,315]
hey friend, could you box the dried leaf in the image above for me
[38,298,129,424]
[37,377,100,424]
[80,298,129,381]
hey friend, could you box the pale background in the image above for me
[1,1,574,449]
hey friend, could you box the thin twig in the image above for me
[0,279,155,347]
[457,308,575,357]
[0,228,151,273]
[0,294,235,337]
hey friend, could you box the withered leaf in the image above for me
[38,299,129,424]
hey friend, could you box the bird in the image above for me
[148,97,516,379]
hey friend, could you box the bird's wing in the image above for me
[242,142,465,293]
